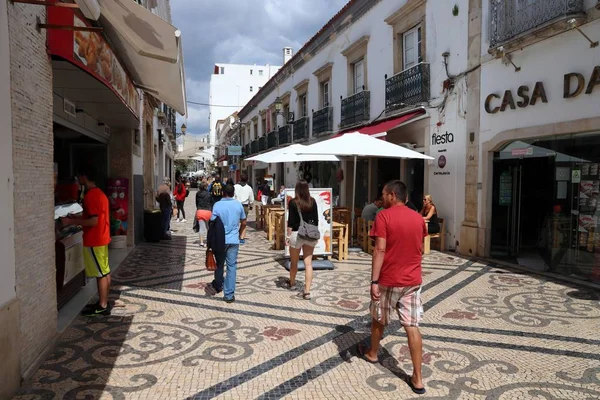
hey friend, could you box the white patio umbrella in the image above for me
[246,144,340,163]
[295,132,434,245]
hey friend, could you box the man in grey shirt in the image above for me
[361,196,383,222]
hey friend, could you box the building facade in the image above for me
[0,1,186,397]
[237,0,471,250]
[209,62,281,151]
[468,0,600,282]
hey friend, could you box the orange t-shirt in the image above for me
[82,187,111,247]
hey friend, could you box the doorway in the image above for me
[406,158,425,211]
[376,158,401,196]
[143,122,154,209]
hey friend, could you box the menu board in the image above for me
[284,188,333,257]
[107,178,129,236]
[574,164,600,282]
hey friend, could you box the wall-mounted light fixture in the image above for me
[567,18,598,48]
[495,46,521,72]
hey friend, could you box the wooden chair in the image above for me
[332,222,348,261]
[273,212,285,250]
[255,204,265,230]
[424,218,445,254]
[356,218,368,252]
[367,221,374,255]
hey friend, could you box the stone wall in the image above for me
[8,1,57,379]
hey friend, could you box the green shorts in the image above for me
[83,245,111,278]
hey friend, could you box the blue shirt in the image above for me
[210,197,246,244]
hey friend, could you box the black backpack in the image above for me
[211,181,223,197]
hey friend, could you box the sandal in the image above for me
[357,342,378,364]
[284,278,296,290]
[296,292,311,300]
[406,376,426,395]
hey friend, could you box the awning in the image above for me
[335,109,426,137]
[98,0,187,115]
[217,155,228,163]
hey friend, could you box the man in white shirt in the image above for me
[234,173,254,244]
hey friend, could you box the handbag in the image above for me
[205,248,217,271]
[297,203,320,241]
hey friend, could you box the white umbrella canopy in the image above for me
[246,144,340,163]
[295,132,434,159]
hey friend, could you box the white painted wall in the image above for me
[240,0,471,248]
[209,63,280,148]
[479,3,600,224]
[0,0,16,307]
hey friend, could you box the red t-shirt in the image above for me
[370,204,427,287]
[82,187,111,247]
[174,183,186,202]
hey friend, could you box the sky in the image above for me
[171,0,349,140]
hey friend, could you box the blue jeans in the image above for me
[212,244,239,300]
[161,207,171,234]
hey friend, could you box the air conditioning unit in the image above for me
[63,98,77,118]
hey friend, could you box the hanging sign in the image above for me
[228,145,242,156]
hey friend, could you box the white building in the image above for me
[468,0,600,283]
[238,0,471,250]
[208,61,281,150]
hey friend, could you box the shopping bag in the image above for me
[205,249,217,271]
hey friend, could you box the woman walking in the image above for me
[195,182,213,247]
[285,180,319,300]
[174,178,187,222]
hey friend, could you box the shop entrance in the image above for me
[490,135,600,282]
[377,158,401,197]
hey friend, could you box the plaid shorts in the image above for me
[370,285,423,327]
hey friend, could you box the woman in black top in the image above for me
[195,182,213,247]
[286,179,319,300]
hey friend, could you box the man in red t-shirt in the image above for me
[62,167,112,317]
[358,180,428,395]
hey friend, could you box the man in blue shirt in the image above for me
[210,183,246,303]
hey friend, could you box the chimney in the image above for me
[283,47,293,64]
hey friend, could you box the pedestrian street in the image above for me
[14,202,600,400]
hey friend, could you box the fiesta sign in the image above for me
[485,66,600,114]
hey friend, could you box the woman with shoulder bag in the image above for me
[286,179,320,300]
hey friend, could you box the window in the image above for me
[271,111,277,130]
[403,25,422,70]
[353,60,364,94]
[320,80,330,108]
[261,117,267,135]
[283,104,290,122]
[250,86,253,92]
[259,70,264,76]
[299,94,307,117]
[253,122,258,140]
[220,66,225,74]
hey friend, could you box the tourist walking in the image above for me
[174,178,187,222]
[358,180,428,395]
[195,182,213,247]
[209,184,246,303]
[156,180,173,239]
[234,173,254,244]
[285,179,319,300]
[61,167,112,316]
[209,174,224,204]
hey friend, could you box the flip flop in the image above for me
[406,377,426,395]
[356,342,378,364]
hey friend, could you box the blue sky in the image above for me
[172,0,349,139]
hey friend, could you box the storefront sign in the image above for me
[499,171,512,205]
[47,8,139,118]
[572,170,581,184]
[485,66,600,114]
[431,131,454,145]
[107,178,129,236]
[511,148,534,157]
[228,145,242,156]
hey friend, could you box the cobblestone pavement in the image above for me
[14,200,600,399]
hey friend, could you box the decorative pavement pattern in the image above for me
[14,200,600,400]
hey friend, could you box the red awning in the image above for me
[335,109,426,138]
[217,155,227,162]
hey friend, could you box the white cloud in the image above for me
[172,0,348,134]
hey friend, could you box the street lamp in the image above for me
[176,123,187,138]
[273,96,294,124]
[274,96,283,113]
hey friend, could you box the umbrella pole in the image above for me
[350,155,357,248]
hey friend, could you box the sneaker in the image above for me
[239,239,246,245]
[176,218,180,223]
[181,219,187,223]
[224,296,235,304]
[82,305,111,317]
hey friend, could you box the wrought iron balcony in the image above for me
[340,91,370,128]
[312,107,333,136]
[267,130,278,149]
[251,140,259,155]
[293,116,309,142]
[385,63,430,113]
[489,0,585,48]
[162,104,176,134]
[258,136,267,152]
[278,125,291,145]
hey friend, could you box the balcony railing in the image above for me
[251,140,259,155]
[267,130,278,149]
[278,125,291,145]
[312,106,333,136]
[258,136,267,152]
[293,116,309,142]
[385,63,430,113]
[340,91,370,128]
[162,104,176,134]
[489,0,585,48]
[243,144,250,157]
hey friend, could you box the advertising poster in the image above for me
[284,188,333,257]
[107,178,129,236]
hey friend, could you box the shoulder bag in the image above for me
[205,248,217,271]
[297,202,320,241]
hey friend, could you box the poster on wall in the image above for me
[284,188,333,257]
[107,178,129,236]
